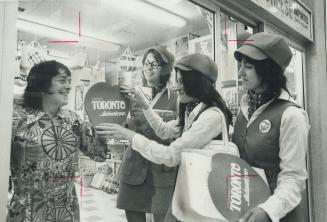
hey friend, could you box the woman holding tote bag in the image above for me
[232,32,310,222]
[96,53,233,222]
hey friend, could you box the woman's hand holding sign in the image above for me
[120,85,150,110]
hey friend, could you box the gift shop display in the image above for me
[20,41,47,70]
[118,47,136,88]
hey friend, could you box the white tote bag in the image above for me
[172,110,239,222]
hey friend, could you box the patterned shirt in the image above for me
[8,105,107,222]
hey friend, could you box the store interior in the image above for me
[10,0,304,221]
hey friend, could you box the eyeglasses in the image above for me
[143,61,162,69]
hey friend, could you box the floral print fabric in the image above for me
[7,105,107,222]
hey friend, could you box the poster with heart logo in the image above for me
[208,153,271,221]
[84,82,130,126]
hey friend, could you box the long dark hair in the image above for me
[23,60,71,110]
[176,68,233,132]
[243,56,290,97]
[142,49,171,86]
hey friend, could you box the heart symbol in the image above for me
[208,153,270,221]
[84,83,130,126]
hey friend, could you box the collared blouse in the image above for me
[8,105,107,222]
[237,90,310,222]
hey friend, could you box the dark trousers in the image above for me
[125,210,166,222]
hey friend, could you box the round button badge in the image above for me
[259,120,271,133]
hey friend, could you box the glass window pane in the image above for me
[219,11,254,121]
[285,47,304,106]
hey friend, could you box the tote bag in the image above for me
[172,110,270,222]
[172,109,238,222]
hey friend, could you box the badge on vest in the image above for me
[259,120,271,133]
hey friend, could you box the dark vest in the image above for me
[232,99,304,222]
[119,89,178,187]
[188,104,222,140]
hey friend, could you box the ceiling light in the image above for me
[103,0,186,27]
[17,18,121,52]
[144,0,184,6]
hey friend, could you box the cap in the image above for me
[175,53,218,82]
[234,32,292,70]
[144,46,175,72]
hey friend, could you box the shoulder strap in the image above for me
[192,104,208,123]
[192,105,224,140]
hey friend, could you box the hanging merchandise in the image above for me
[92,54,105,82]
[14,56,28,87]
[119,47,136,71]
[99,65,106,82]
[82,64,92,80]
[93,59,100,72]
[118,47,136,87]
[20,41,47,70]
[199,7,213,34]
[70,46,88,70]
[134,55,143,70]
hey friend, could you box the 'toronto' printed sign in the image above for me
[84,82,130,125]
[208,153,271,221]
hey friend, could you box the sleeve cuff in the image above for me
[258,196,283,222]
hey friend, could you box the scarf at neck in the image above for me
[185,101,200,116]
[247,91,274,119]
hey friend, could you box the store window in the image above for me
[10,0,215,221]
[285,47,305,107]
[263,25,306,107]
[218,11,254,121]
[218,13,306,119]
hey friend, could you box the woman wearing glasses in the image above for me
[98,53,233,222]
[116,47,178,222]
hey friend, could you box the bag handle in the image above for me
[216,108,229,146]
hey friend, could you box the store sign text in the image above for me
[91,100,126,110]
[251,0,311,38]
[229,163,251,212]
[91,100,127,117]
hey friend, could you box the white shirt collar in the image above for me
[240,89,294,124]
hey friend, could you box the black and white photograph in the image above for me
[0,0,326,221]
